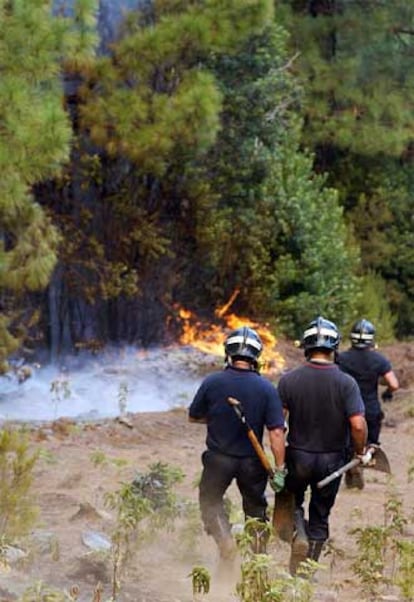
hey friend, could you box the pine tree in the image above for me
[38,0,277,347]
[188,23,359,334]
[279,1,414,158]
[0,0,98,371]
[276,1,414,337]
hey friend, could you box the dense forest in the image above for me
[1,0,414,372]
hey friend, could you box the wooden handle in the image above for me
[227,396,274,476]
[246,429,274,476]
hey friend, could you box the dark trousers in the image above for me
[286,448,345,542]
[199,449,268,541]
[366,413,383,445]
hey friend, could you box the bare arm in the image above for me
[268,427,286,469]
[380,370,399,392]
[349,414,368,455]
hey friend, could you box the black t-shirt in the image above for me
[188,366,285,457]
[278,361,364,453]
[338,348,392,416]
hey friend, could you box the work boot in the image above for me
[307,539,324,562]
[289,509,309,576]
[345,465,364,490]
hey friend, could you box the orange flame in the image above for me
[176,295,285,375]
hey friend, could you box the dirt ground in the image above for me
[1,340,414,602]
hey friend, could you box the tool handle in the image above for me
[316,457,360,489]
[227,396,274,477]
[246,429,275,476]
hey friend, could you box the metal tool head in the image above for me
[273,489,295,543]
[368,445,391,474]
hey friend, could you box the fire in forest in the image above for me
[176,293,285,375]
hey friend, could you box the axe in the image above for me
[316,445,391,489]
[227,396,295,542]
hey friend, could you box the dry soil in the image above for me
[0,341,413,602]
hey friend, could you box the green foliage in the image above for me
[341,157,414,338]
[346,271,396,344]
[235,518,316,601]
[80,0,274,174]
[351,525,390,598]
[130,461,184,527]
[38,0,276,343]
[0,0,98,369]
[407,455,414,482]
[18,581,72,602]
[189,565,210,597]
[277,3,414,338]
[280,2,414,157]
[0,428,39,539]
[351,486,409,600]
[192,23,300,307]
[395,540,414,600]
[183,21,360,335]
[177,500,204,556]
[264,124,360,333]
[104,461,184,600]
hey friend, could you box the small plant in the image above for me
[189,566,210,599]
[50,377,71,419]
[351,487,408,600]
[37,448,58,465]
[105,481,152,600]
[90,450,129,471]
[351,524,389,598]
[18,580,70,601]
[117,382,128,416]
[104,461,184,600]
[322,538,345,578]
[237,550,273,601]
[177,500,204,556]
[130,461,184,529]
[405,405,414,419]
[90,450,109,468]
[235,519,315,602]
[0,534,9,571]
[407,454,414,483]
[0,428,39,539]
[395,540,414,600]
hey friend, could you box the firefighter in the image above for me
[278,316,368,575]
[338,318,399,489]
[188,326,286,559]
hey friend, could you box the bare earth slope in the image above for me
[1,341,413,602]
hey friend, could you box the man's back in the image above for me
[278,362,363,452]
[189,365,284,456]
[338,347,391,404]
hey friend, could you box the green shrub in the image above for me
[0,428,39,539]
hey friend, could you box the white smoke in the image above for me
[0,346,220,422]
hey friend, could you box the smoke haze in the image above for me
[0,346,218,422]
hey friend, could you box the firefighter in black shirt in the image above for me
[189,326,286,560]
[338,318,399,488]
[278,317,367,575]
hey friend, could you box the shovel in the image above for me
[227,396,294,543]
[316,445,391,489]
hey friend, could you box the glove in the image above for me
[269,467,287,493]
[357,448,373,466]
[381,389,393,403]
